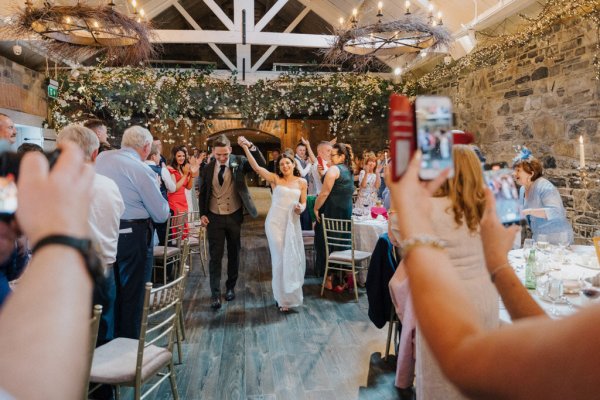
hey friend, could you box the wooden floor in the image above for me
[145,218,400,400]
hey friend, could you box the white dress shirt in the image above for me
[89,173,125,266]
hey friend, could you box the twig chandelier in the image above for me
[323,1,452,71]
[6,0,157,65]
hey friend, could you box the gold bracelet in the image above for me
[489,263,512,283]
[399,235,446,258]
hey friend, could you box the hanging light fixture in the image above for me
[324,1,451,71]
[4,0,157,65]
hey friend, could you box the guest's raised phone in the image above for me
[415,95,454,180]
[484,168,524,226]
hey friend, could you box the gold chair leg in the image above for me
[320,262,330,296]
[385,312,394,361]
[352,265,359,303]
[115,386,121,400]
[168,362,180,400]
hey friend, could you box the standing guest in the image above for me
[168,145,199,217]
[294,142,313,230]
[0,142,97,400]
[152,137,168,166]
[512,147,574,244]
[199,134,265,310]
[313,143,355,277]
[267,149,281,173]
[239,137,306,312]
[84,119,112,153]
[16,143,43,154]
[96,126,169,339]
[412,145,498,399]
[0,114,16,145]
[308,141,333,195]
[57,125,125,347]
[354,153,382,215]
[145,144,176,246]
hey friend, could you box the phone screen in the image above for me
[415,96,454,180]
[484,169,523,226]
[0,176,17,217]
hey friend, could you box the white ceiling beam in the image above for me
[172,2,236,71]
[204,0,235,31]
[254,0,288,32]
[152,30,334,48]
[252,5,311,72]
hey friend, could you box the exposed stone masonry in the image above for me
[430,16,600,243]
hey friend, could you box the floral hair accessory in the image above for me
[512,145,533,165]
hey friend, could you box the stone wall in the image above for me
[430,16,600,243]
[0,55,47,117]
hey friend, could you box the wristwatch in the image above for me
[32,235,106,287]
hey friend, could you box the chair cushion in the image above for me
[302,236,314,246]
[90,338,173,385]
[329,249,372,262]
[302,230,315,237]
[153,246,180,258]
[187,237,200,246]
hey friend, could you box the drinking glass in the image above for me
[522,238,534,259]
[547,278,564,317]
[556,232,570,265]
[536,275,549,298]
[537,234,549,251]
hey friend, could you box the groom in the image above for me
[199,134,266,310]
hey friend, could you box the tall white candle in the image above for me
[579,135,585,168]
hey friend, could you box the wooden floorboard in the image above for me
[141,217,398,400]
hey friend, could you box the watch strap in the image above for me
[32,235,105,287]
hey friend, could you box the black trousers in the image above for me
[207,209,243,297]
[92,263,116,346]
[113,219,153,339]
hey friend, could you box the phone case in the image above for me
[388,94,415,181]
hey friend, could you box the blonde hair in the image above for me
[436,145,486,233]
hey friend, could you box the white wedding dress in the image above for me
[265,185,305,308]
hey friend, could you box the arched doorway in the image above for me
[207,128,281,187]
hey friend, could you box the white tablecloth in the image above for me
[504,245,600,321]
[353,217,388,252]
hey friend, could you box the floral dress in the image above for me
[354,170,378,216]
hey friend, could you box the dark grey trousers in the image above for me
[207,208,243,297]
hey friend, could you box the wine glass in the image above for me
[537,234,549,251]
[547,278,564,317]
[522,238,534,259]
[556,232,570,265]
[536,274,549,298]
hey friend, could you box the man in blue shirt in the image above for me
[96,126,169,339]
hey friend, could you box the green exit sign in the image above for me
[47,79,59,99]
[47,85,59,98]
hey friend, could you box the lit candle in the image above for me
[405,1,411,14]
[579,135,585,168]
[378,1,383,14]
[384,151,388,165]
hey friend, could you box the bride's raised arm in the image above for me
[238,136,277,184]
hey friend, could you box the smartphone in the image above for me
[0,176,17,219]
[415,96,454,180]
[388,94,415,181]
[484,168,523,226]
[317,155,324,168]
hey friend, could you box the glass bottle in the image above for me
[525,248,537,290]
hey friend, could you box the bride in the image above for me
[238,136,307,312]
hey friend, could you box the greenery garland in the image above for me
[404,0,600,93]
[48,69,404,139]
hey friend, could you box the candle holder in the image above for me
[577,166,589,189]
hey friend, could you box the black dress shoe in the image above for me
[225,289,235,301]
[210,296,221,310]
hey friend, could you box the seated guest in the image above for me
[513,147,574,244]
[16,143,43,155]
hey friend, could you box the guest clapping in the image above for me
[512,148,574,244]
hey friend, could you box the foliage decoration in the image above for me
[405,0,600,93]
[48,68,404,140]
